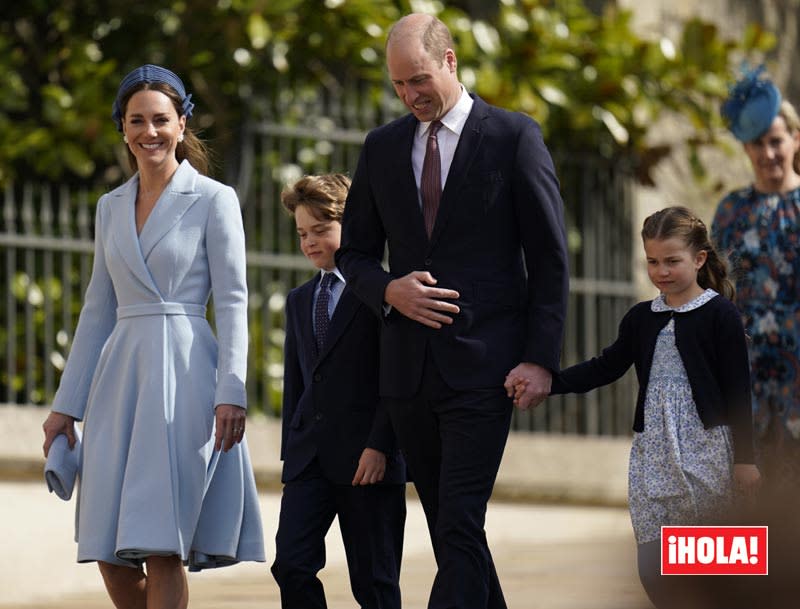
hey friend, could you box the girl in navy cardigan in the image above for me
[509,206,760,608]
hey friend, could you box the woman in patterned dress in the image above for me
[514,207,760,608]
[712,67,800,493]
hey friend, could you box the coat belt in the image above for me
[116,302,207,319]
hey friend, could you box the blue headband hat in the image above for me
[111,64,195,132]
[721,64,782,142]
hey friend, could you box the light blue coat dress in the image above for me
[52,160,265,570]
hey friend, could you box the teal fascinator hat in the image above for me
[721,65,782,143]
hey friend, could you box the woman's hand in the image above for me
[42,412,77,458]
[214,404,246,452]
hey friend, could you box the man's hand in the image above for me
[384,271,460,329]
[352,448,387,486]
[504,363,552,410]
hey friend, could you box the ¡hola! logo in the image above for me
[661,526,768,575]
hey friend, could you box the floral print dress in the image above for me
[628,290,734,545]
[712,187,800,458]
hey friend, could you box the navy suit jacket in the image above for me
[336,95,569,398]
[280,274,405,485]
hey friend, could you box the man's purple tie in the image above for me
[421,120,443,238]
[314,272,335,352]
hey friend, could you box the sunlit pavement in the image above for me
[0,481,648,609]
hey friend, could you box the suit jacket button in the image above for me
[313,373,322,382]
[424,258,432,266]
[314,412,323,421]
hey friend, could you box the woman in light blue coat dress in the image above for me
[42,65,264,609]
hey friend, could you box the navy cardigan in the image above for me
[550,294,754,463]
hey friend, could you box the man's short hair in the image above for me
[387,15,454,67]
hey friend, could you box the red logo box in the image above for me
[661,526,768,575]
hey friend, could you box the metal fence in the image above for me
[1,183,94,406]
[0,85,637,436]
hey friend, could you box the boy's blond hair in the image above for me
[280,174,351,222]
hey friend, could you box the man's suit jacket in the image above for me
[336,95,569,398]
[280,274,405,485]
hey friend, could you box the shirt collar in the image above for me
[417,86,473,139]
[650,288,717,313]
[320,268,345,285]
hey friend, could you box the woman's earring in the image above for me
[178,133,184,143]
[123,135,129,144]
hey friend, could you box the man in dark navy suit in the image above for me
[336,13,569,609]
[271,174,405,609]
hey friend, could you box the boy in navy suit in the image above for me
[271,174,406,609]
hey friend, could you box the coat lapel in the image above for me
[296,279,318,372]
[138,160,202,261]
[108,177,161,296]
[392,117,430,244]
[429,95,488,249]
[315,286,360,364]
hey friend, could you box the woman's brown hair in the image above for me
[117,81,209,175]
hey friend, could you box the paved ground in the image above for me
[0,405,650,608]
[0,481,649,609]
[2,404,794,607]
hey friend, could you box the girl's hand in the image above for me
[513,379,528,405]
[504,363,551,410]
[504,374,529,408]
[734,463,761,496]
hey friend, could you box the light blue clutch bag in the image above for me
[44,425,82,501]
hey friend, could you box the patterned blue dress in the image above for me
[628,290,734,545]
[712,187,800,469]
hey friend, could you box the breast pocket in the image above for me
[461,170,505,214]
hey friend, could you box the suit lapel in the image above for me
[296,279,318,372]
[108,177,161,296]
[319,285,361,359]
[392,117,430,244]
[429,96,488,249]
[315,286,360,364]
[138,160,202,260]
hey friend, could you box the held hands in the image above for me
[504,363,552,410]
[42,411,77,458]
[352,447,386,486]
[214,404,246,452]
[384,271,460,329]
